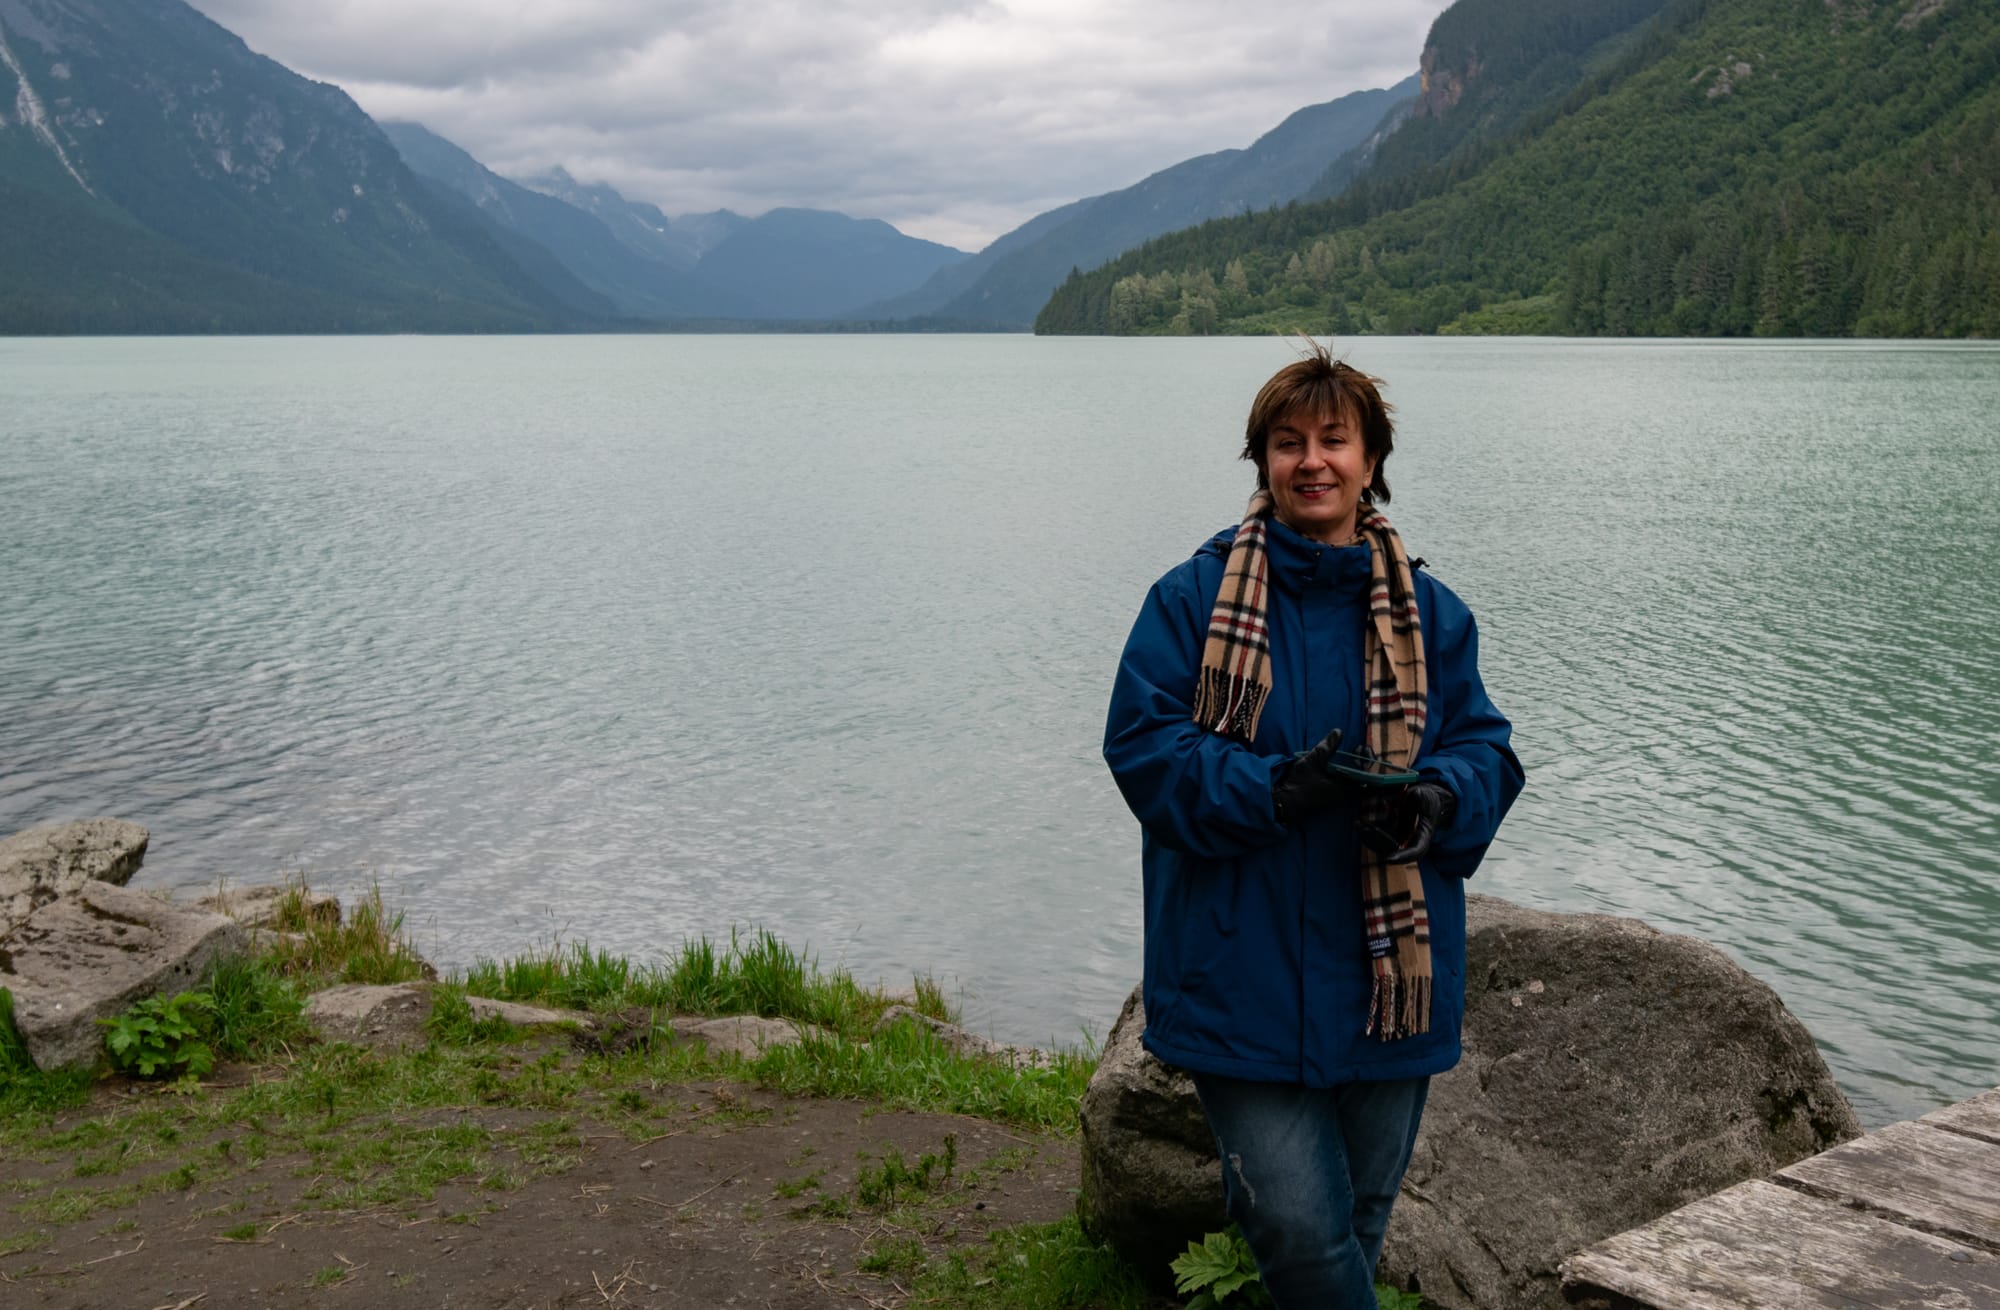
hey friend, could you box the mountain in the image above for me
[865,77,1418,328]
[0,0,583,332]
[1037,0,2000,338]
[516,167,751,270]
[516,164,969,320]
[690,207,970,320]
[380,122,750,319]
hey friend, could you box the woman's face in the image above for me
[1262,406,1377,544]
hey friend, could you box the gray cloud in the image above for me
[192,0,1448,249]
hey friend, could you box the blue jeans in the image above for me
[1191,1072,1430,1310]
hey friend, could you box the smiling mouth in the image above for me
[1294,483,1334,496]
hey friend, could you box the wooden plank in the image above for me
[1561,1179,2000,1310]
[1777,1119,2000,1250]
[1921,1087,2000,1146]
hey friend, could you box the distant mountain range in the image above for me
[0,0,973,330]
[383,123,973,320]
[28,0,1969,339]
[866,77,1418,328]
[0,0,1420,333]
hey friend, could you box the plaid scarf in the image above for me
[1193,492,1434,1041]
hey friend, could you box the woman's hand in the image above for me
[1271,729,1361,825]
[1361,780,1459,863]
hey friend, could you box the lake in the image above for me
[2,334,1995,1128]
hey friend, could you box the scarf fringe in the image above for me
[1192,667,1268,742]
[1367,971,1433,1042]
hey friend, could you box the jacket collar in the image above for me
[1204,514,1372,594]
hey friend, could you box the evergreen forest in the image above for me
[1036,0,2000,338]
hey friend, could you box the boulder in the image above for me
[0,880,247,1072]
[0,819,150,939]
[670,1014,817,1059]
[192,882,341,930]
[302,982,592,1049]
[302,982,435,1049]
[1077,895,1863,1306]
[1077,988,1227,1281]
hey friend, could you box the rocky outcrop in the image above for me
[1,880,248,1072]
[0,818,150,939]
[1077,895,1862,1306]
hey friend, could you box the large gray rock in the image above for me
[0,880,248,1072]
[0,819,150,939]
[1077,988,1226,1282]
[1077,895,1862,1306]
[670,1014,819,1059]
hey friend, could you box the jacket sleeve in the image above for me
[1103,570,1290,861]
[1416,582,1524,877]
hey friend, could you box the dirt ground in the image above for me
[0,1081,1083,1309]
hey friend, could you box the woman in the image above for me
[1103,344,1523,1307]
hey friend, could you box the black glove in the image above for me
[1360,780,1458,864]
[1271,729,1358,826]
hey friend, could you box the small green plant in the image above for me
[100,992,216,1081]
[1172,1229,1271,1309]
[773,1168,824,1199]
[0,987,37,1075]
[855,1135,957,1209]
[859,1234,926,1275]
[220,1222,260,1241]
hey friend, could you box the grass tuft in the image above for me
[911,974,957,1024]
[907,1214,1149,1309]
[261,882,428,989]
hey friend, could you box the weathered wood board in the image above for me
[1778,1119,2000,1251]
[1923,1088,2000,1147]
[1562,1179,2000,1310]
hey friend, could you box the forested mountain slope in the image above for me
[1303,0,1670,202]
[1038,0,2000,338]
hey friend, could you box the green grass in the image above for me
[454,927,959,1043]
[1,883,1094,1253]
[859,1233,927,1275]
[260,882,430,989]
[908,1214,1150,1309]
[751,1018,1090,1135]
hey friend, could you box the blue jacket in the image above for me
[1104,516,1523,1085]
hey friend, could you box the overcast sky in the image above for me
[192,0,1448,251]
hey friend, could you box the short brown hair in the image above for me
[1241,342,1395,503]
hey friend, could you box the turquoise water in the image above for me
[3,334,1995,1126]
